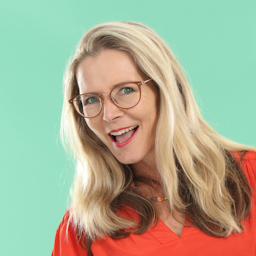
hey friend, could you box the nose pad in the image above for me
[102,95,122,122]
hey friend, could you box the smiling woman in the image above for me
[52,21,256,256]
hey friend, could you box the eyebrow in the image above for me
[81,80,139,95]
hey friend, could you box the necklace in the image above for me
[130,182,168,202]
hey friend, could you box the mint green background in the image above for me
[1,0,255,255]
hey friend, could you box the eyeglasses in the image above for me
[69,79,152,118]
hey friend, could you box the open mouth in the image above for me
[109,125,139,144]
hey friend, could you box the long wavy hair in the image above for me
[61,21,254,255]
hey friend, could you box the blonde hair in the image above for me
[61,21,254,254]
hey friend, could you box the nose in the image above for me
[102,95,123,122]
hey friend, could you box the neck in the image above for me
[131,155,160,182]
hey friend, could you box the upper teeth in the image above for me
[110,125,138,136]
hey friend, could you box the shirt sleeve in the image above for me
[51,212,88,256]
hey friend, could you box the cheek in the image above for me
[85,119,99,135]
[140,99,158,123]
[85,118,107,143]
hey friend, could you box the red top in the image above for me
[52,151,256,256]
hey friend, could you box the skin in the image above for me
[76,49,184,237]
[76,49,159,168]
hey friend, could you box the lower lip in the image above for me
[110,127,139,148]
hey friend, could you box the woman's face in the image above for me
[76,49,159,165]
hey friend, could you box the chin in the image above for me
[114,153,142,165]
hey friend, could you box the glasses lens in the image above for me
[111,83,140,108]
[73,94,101,117]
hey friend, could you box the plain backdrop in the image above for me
[1,0,255,255]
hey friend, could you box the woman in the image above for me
[52,21,256,256]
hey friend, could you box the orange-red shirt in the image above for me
[52,151,256,256]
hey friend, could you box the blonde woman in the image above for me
[52,21,256,256]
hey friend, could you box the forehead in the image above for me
[76,49,145,93]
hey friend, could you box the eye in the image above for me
[120,87,134,95]
[85,96,100,105]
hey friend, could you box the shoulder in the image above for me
[231,150,256,161]
[233,150,256,191]
[242,151,256,189]
[51,211,87,256]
